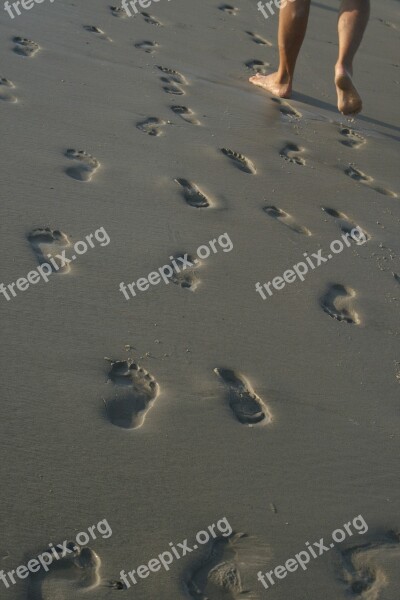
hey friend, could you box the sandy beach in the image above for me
[0,0,399,598]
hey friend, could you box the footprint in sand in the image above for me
[105,359,159,429]
[186,532,269,600]
[263,206,311,235]
[0,77,17,103]
[158,66,187,96]
[246,31,272,46]
[218,4,239,15]
[137,117,166,136]
[83,25,112,41]
[170,105,200,125]
[393,273,400,284]
[320,284,360,324]
[344,165,397,197]
[110,5,128,17]
[245,59,270,74]
[378,18,399,31]
[175,179,211,208]
[65,149,100,182]
[28,544,101,600]
[135,40,159,53]
[214,368,271,426]
[271,97,302,118]
[170,253,201,291]
[28,228,71,274]
[141,11,162,25]
[322,207,368,241]
[339,127,366,148]
[280,143,306,165]
[221,148,256,174]
[13,37,40,57]
[341,530,400,598]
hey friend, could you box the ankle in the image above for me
[335,62,353,76]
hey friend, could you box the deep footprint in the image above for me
[137,117,165,136]
[246,31,272,46]
[141,12,162,25]
[322,207,368,240]
[214,368,271,425]
[110,5,128,17]
[175,179,211,208]
[157,66,187,85]
[263,206,311,235]
[13,37,40,57]
[280,143,306,165]
[105,359,159,429]
[28,544,101,600]
[186,532,269,600]
[345,165,397,197]
[339,127,366,148]
[218,4,239,14]
[135,40,159,53]
[170,253,201,291]
[0,77,17,103]
[170,105,200,125]
[320,283,360,324]
[341,530,400,598]
[28,228,71,274]
[221,148,256,174]
[65,149,100,182]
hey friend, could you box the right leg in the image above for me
[250,0,311,97]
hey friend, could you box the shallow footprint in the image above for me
[28,228,71,274]
[320,283,360,324]
[245,59,270,74]
[263,206,311,235]
[135,40,159,53]
[218,4,239,14]
[170,253,201,291]
[141,11,162,25]
[65,149,100,182]
[246,31,272,46]
[136,117,165,136]
[341,530,400,598]
[105,359,159,429]
[214,368,271,425]
[175,179,210,208]
[170,105,200,125]
[28,544,101,600]
[345,165,397,197]
[83,25,112,41]
[162,82,184,95]
[0,77,17,103]
[339,127,366,148]
[271,97,302,118]
[221,148,256,174]
[13,37,40,57]
[157,66,187,85]
[186,533,268,600]
[280,143,306,165]
[322,207,368,241]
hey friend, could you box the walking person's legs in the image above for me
[335,0,370,114]
[249,0,311,97]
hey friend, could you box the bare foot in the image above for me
[249,72,292,98]
[335,66,362,115]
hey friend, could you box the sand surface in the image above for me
[0,0,399,598]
